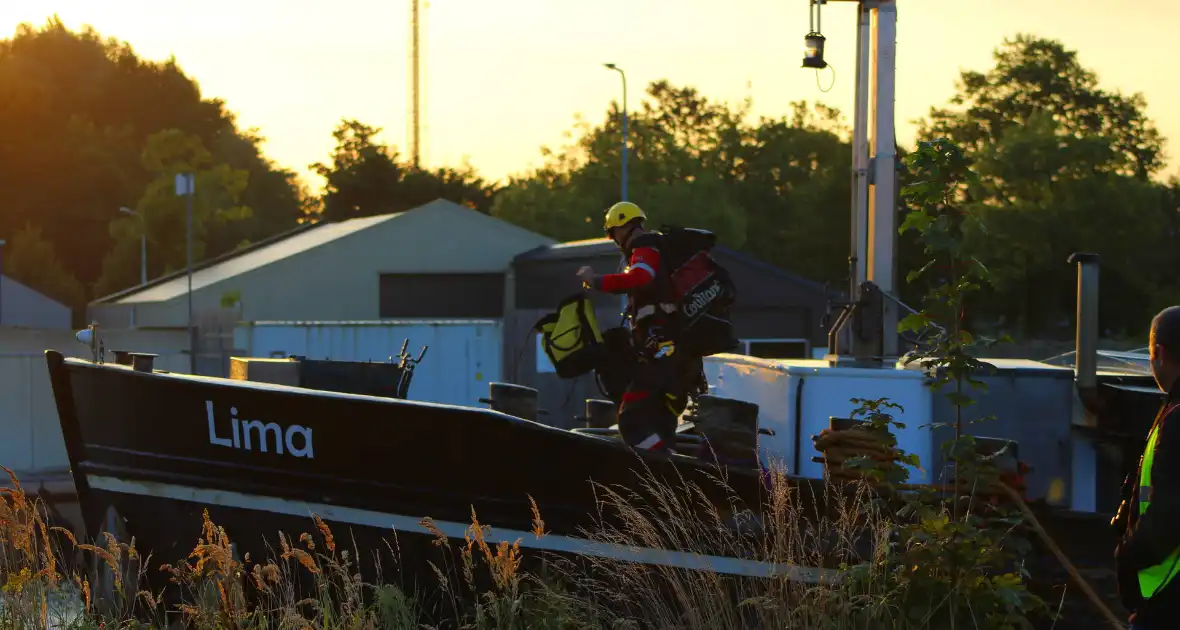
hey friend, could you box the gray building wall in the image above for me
[0,275,72,329]
[503,240,833,428]
[88,200,556,329]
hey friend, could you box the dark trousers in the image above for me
[1130,601,1180,628]
[616,349,705,453]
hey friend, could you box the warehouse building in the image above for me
[0,275,72,329]
[89,199,556,326]
[87,199,556,374]
[85,199,837,422]
[503,238,834,427]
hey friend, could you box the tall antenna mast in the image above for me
[410,0,421,169]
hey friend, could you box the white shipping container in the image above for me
[234,320,503,408]
[703,354,934,483]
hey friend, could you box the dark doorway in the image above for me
[378,273,504,318]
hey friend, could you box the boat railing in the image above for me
[394,338,428,399]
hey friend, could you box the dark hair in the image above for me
[1152,306,1180,357]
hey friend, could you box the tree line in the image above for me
[1,19,1175,339]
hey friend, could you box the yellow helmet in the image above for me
[603,201,647,232]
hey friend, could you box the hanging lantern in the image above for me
[803,31,827,69]
[802,0,827,69]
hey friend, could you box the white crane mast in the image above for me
[805,0,900,367]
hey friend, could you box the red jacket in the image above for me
[591,245,661,294]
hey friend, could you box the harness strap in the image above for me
[634,303,677,321]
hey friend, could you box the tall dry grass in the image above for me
[0,459,961,630]
[552,456,900,629]
[0,464,604,630]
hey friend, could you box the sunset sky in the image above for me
[3,0,1175,193]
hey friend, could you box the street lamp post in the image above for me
[604,63,628,202]
[175,173,196,374]
[119,207,147,286]
[0,239,6,326]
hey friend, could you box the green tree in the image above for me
[0,17,304,302]
[205,126,312,254]
[964,111,1168,336]
[490,81,852,284]
[92,129,251,297]
[917,34,1172,337]
[311,119,496,222]
[732,102,852,285]
[486,170,603,243]
[1,223,86,312]
[829,139,1049,628]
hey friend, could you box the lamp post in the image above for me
[119,207,147,286]
[175,173,196,374]
[0,239,6,326]
[603,63,628,202]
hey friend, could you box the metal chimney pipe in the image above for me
[1068,252,1100,390]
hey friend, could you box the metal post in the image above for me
[140,232,147,286]
[846,4,872,354]
[0,239,6,326]
[187,181,194,374]
[604,63,629,201]
[120,207,147,285]
[175,173,196,374]
[1070,252,1100,391]
[410,0,421,168]
[1067,253,1100,513]
[817,0,900,366]
[622,77,628,202]
[865,0,899,361]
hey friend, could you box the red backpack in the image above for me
[655,225,738,356]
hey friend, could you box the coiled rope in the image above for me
[812,424,1124,630]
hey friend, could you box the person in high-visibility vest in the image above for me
[1116,305,1180,628]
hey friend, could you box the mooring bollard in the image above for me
[128,352,158,373]
[479,382,541,421]
[692,394,761,466]
[584,398,618,429]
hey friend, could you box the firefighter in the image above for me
[575,201,706,454]
[1116,305,1180,628]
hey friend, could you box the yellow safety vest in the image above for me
[1137,404,1180,599]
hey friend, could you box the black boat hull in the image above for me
[45,350,832,607]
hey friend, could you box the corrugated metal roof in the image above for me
[978,357,1073,372]
[513,236,831,294]
[1104,383,1165,396]
[1041,349,1153,376]
[514,238,617,262]
[0,274,72,328]
[243,319,502,326]
[92,221,320,306]
[552,237,614,249]
[113,213,402,304]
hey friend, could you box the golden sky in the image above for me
[3,0,1176,193]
